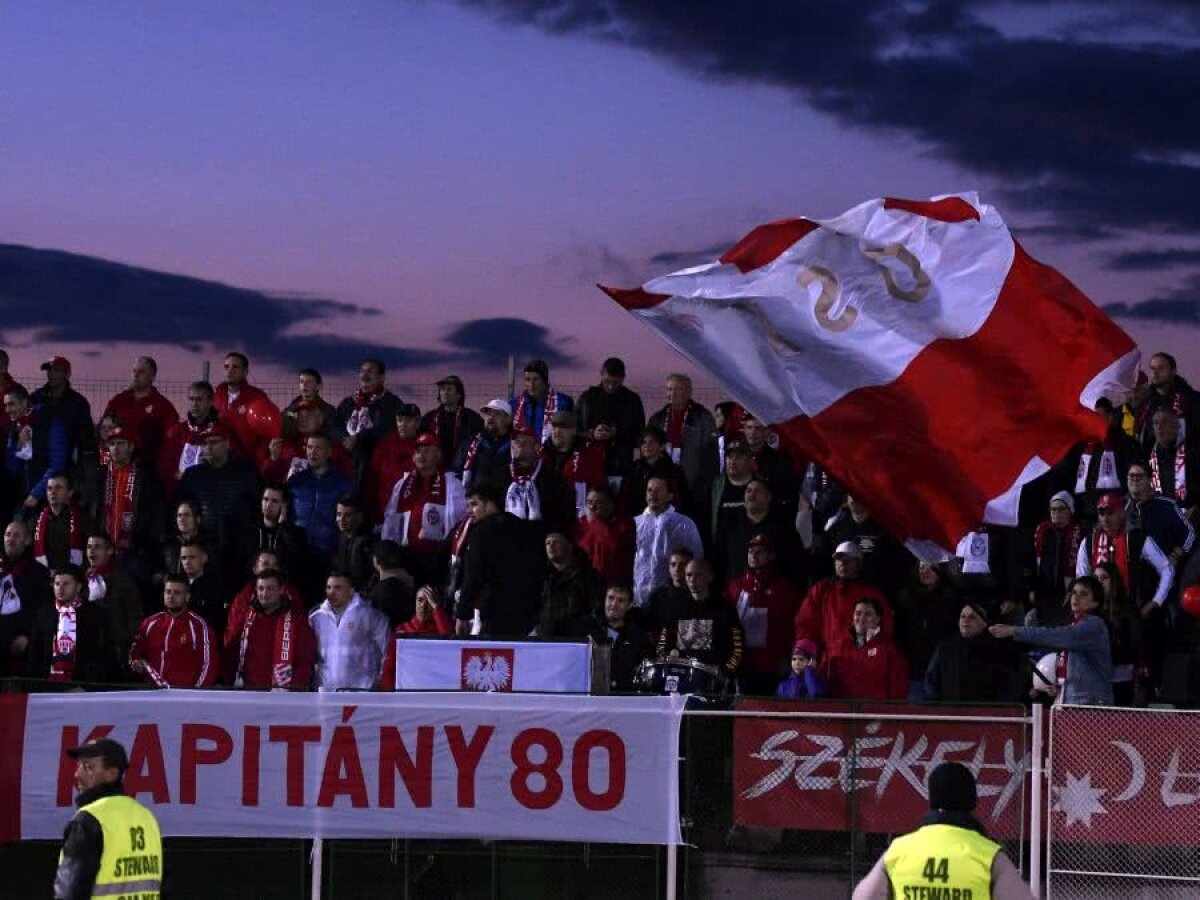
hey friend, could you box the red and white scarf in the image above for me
[237,604,298,689]
[433,406,465,450]
[34,505,84,567]
[346,386,385,436]
[103,463,141,554]
[735,567,774,649]
[0,556,25,616]
[462,432,511,490]
[1091,528,1131,590]
[49,598,82,681]
[506,456,544,520]
[86,561,113,604]
[664,402,698,464]
[179,415,217,473]
[1034,520,1083,579]
[1076,439,1120,494]
[1150,443,1188,504]
[12,409,34,461]
[513,390,559,444]
[391,469,449,547]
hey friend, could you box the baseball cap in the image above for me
[41,356,72,376]
[833,540,863,559]
[396,402,421,419]
[480,398,512,417]
[1097,491,1124,512]
[106,426,134,446]
[415,432,439,448]
[67,738,129,772]
[550,410,577,428]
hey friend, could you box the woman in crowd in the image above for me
[826,597,907,700]
[1094,561,1145,706]
[894,560,960,701]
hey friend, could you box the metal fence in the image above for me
[1045,705,1200,899]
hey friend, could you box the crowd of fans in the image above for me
[0,347,1196,706]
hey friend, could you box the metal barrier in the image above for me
[1045,705,1200,898]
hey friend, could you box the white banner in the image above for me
[395,639,592,693]
[19,691,683,844]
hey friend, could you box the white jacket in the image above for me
[309,594,390,690]
[633,505,704,607]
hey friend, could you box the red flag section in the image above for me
[603,193,1138,553]
[0,693,27,842]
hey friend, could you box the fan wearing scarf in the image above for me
[646,373,719,530]
[225,568,316,691]
[365,402,421,523]
[1150,408,1200,517]
[420,375,484,473]
[504,426,576,538]
[157,380,229,496]
[88,426,163,583]
[511,358,574,446]
[27,564,112,684]
[33,472,86,571]
[1030,492,1085,628]
[541,410,607,520]
[0,519,53,675]
[1069,397,1143,521]
[381,433,467,587]
[458,398,514,492]
[85,533,144,674]
[336,358,404,491]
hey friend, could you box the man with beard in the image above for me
[129,574,219,688]
[28,564,112,683]
[103,356,178,466]
[0,519,52,675]
[541,411,606,521]
[382,432,467,588]
[503,426,575,538]
[337,358,404,491]
[245,483,308,585]
[457,398,514,492]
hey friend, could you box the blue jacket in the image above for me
[510,390,573,440]
[5,406,68,502]
[775,668,828,701]
[1013,614,1113,705]
[1127,495,1195,558]
[290,466,353,555]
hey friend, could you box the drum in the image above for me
[636,659,727,696]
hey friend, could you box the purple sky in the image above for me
[2,1,1199,397]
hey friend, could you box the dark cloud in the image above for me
[1105,248,1200,271]
[1105,274,1200,323]
[443,317,578,369]
[459,1,1200,233]
[1011,224,1121,243]
[0,244,575,373]
[648,242,732,267]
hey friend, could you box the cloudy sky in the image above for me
[2,0,1198,399]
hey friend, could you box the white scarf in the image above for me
[1076,444,1119,494]
[956,529,991,575]
[87,574,107,603]
[505,458,544,521]
[1151,443,1188,504]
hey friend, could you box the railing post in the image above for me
[1030,705,1044,898]
[310,837,323,900]
[665,842,677,900]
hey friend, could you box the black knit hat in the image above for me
[928,762,977,813]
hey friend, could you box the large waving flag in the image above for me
[603,194,1139,557]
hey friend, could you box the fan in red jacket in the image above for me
[103,356,179,466]
[224,568,316,690]
[377,586,454,689]
[159,381,249,495]
[826,596,907,701]
[575,485,635,586]
[365,404,422,524]
[129,574,220,687]
[793,541,892,658]
[262,400,351,484]
[726,533,804,695]
[223,551,309,648]
[213,352,279,464]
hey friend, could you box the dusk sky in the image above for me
[3,1,1199,400]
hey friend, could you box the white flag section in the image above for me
[19,691,684,844]
[395,639,592,693]
[605,193,1138,555]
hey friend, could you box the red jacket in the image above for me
[214,383,277,463]
[223,580,308,649]
[105,388,179,466]
[260,436,352,485]
[575,515,635,586]
[129,610,220,688]
[793,577,892,659]
[224,601,316,690]
[366,432,417,524]
[377,607,454,690]
[726,566,803,676]
[826,632,907,701]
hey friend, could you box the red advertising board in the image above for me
[732,700,1028,838]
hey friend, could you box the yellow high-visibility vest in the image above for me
[61,794,163,899]
[883,822,999,899]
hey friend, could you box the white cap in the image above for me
[480,398,512,417]
[833,540,863,559]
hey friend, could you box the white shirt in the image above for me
[633,505,704,607]
[308,594,390,690]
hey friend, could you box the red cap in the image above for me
[106,426,134,446]
[415,432,439,448]
[41,356,71,376]
[1097,491,1124,511]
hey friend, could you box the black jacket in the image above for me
[575,384,646,473]
[420,405,484,474]
[28,598,113,684]
[0,555,52,665]
[457,512,546,636]
[85,461,164,580]
[924,633,1026,704]
[175,458,261,581]
[585,614,653,692]
[539,551,606,637]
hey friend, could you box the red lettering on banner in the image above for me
[268,725,322,807]
[242,725,261,806]
[572,730,626,812]
[317,716,368,808]
[125,724,170,803]
[378,726,434,808]
[444,724,494,808]
[179,724,233,805]
[58,725,114,805]
[511,728,564,810]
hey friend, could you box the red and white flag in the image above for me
[603,194,1139,556]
